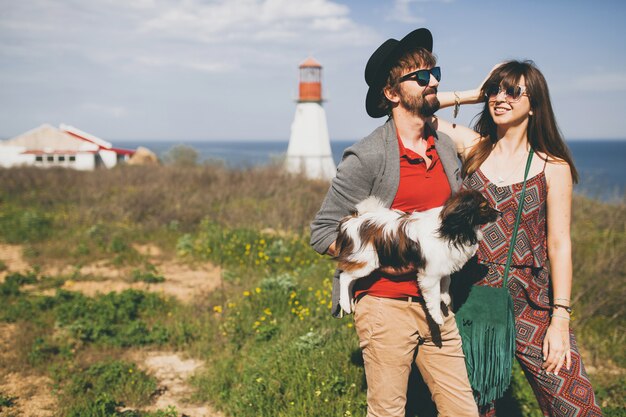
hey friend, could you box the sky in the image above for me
[1,0,625,142]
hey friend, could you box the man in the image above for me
[310,28,478,417]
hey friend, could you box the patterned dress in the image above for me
[460,166,603,417]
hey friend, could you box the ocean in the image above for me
[116,139,626,202]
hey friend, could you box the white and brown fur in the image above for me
[335,189,501,325]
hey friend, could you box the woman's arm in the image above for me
[438,63,502,109]
[432,65,501,156]
[430,116,482,158]
[542,160,574,376]
[438,89,483,109]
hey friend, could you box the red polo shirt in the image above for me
[354,126,451,299]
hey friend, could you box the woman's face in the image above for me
[488,75,532,128]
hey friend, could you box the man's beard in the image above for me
[400,87,440,117]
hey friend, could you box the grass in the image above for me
[0,164,624,416]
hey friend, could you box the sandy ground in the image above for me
[0,243,30,281]
[0,243,226,417]
[0,323,56,417]
[58,260,223,302]
[129,351,225,417]
[0,243,223,302]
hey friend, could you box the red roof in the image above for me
[108,147,135,155]
[299,57,322,68]
[63,130,134,155]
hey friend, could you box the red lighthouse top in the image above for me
[298,57,323,102]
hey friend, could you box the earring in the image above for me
[529,110,534,116]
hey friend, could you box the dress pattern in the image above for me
[460,168,602,417]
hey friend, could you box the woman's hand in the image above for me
[478,62,505,91]
[542,318,571,376]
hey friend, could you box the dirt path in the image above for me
[0,323,57,417]
[0,244,30,282]
[58,261,223,302]
[0,244,227,416]
[130,351,225,417]
[0,242,224,302]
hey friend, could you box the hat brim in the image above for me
[365,28,433,118]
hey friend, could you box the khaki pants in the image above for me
[354,295,478,417]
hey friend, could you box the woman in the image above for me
[432,61,602,416]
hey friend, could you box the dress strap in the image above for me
[542,155,548,172]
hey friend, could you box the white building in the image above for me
[0,124,134,170]
[285,57,336,181]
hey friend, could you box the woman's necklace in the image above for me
[494,148,529,184]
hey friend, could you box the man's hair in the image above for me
[376,48,437,116]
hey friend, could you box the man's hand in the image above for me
[326,241,337,257]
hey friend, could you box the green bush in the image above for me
[131,264,165,284]
[0,392,16,408]
[177,221,320,275]
[58,361,158,416]
[0,271,38,296]
[54,290,171,346]
[162,144,199,167]
[0,206,53,243]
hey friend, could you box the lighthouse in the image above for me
[285,57,336,181]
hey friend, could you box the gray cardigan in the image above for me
[310,118,462,317]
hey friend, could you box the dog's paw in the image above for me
[441,292,451,306]
[431,311,444,326]
[339,297,353,315]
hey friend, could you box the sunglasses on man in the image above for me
[399,67,441,87]
[485,85,529,103]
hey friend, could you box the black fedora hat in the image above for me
[365,28,433,118]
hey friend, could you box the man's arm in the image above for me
[310,145,377,255]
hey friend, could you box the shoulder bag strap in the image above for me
[502,148,535,287]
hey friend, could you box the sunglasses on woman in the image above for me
[485,85,529,103]
[399,66,441,86]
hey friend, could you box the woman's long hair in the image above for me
[463,60,578,183]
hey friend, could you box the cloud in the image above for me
[386,0,454,23]
[0,0,376,75]
[386,0,425,23]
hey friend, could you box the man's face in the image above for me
[397,67,440,117]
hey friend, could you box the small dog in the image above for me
[335,189,501,325]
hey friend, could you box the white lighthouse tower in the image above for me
[285,57,336,181]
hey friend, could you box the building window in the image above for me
[35,156,43,162]
[69,156,76,162]
[47,155,54,162]
[58,155,66,162]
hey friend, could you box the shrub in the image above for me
[0,206,53,243]
[54,290,171,346]
[162,144,198,167]
[0,271,38,296]
[58,361,158,416]
[0,393,16,408]
[131,263,165,284]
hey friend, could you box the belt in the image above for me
[355,293,423,303]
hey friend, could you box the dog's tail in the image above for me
[355,196,386,215]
